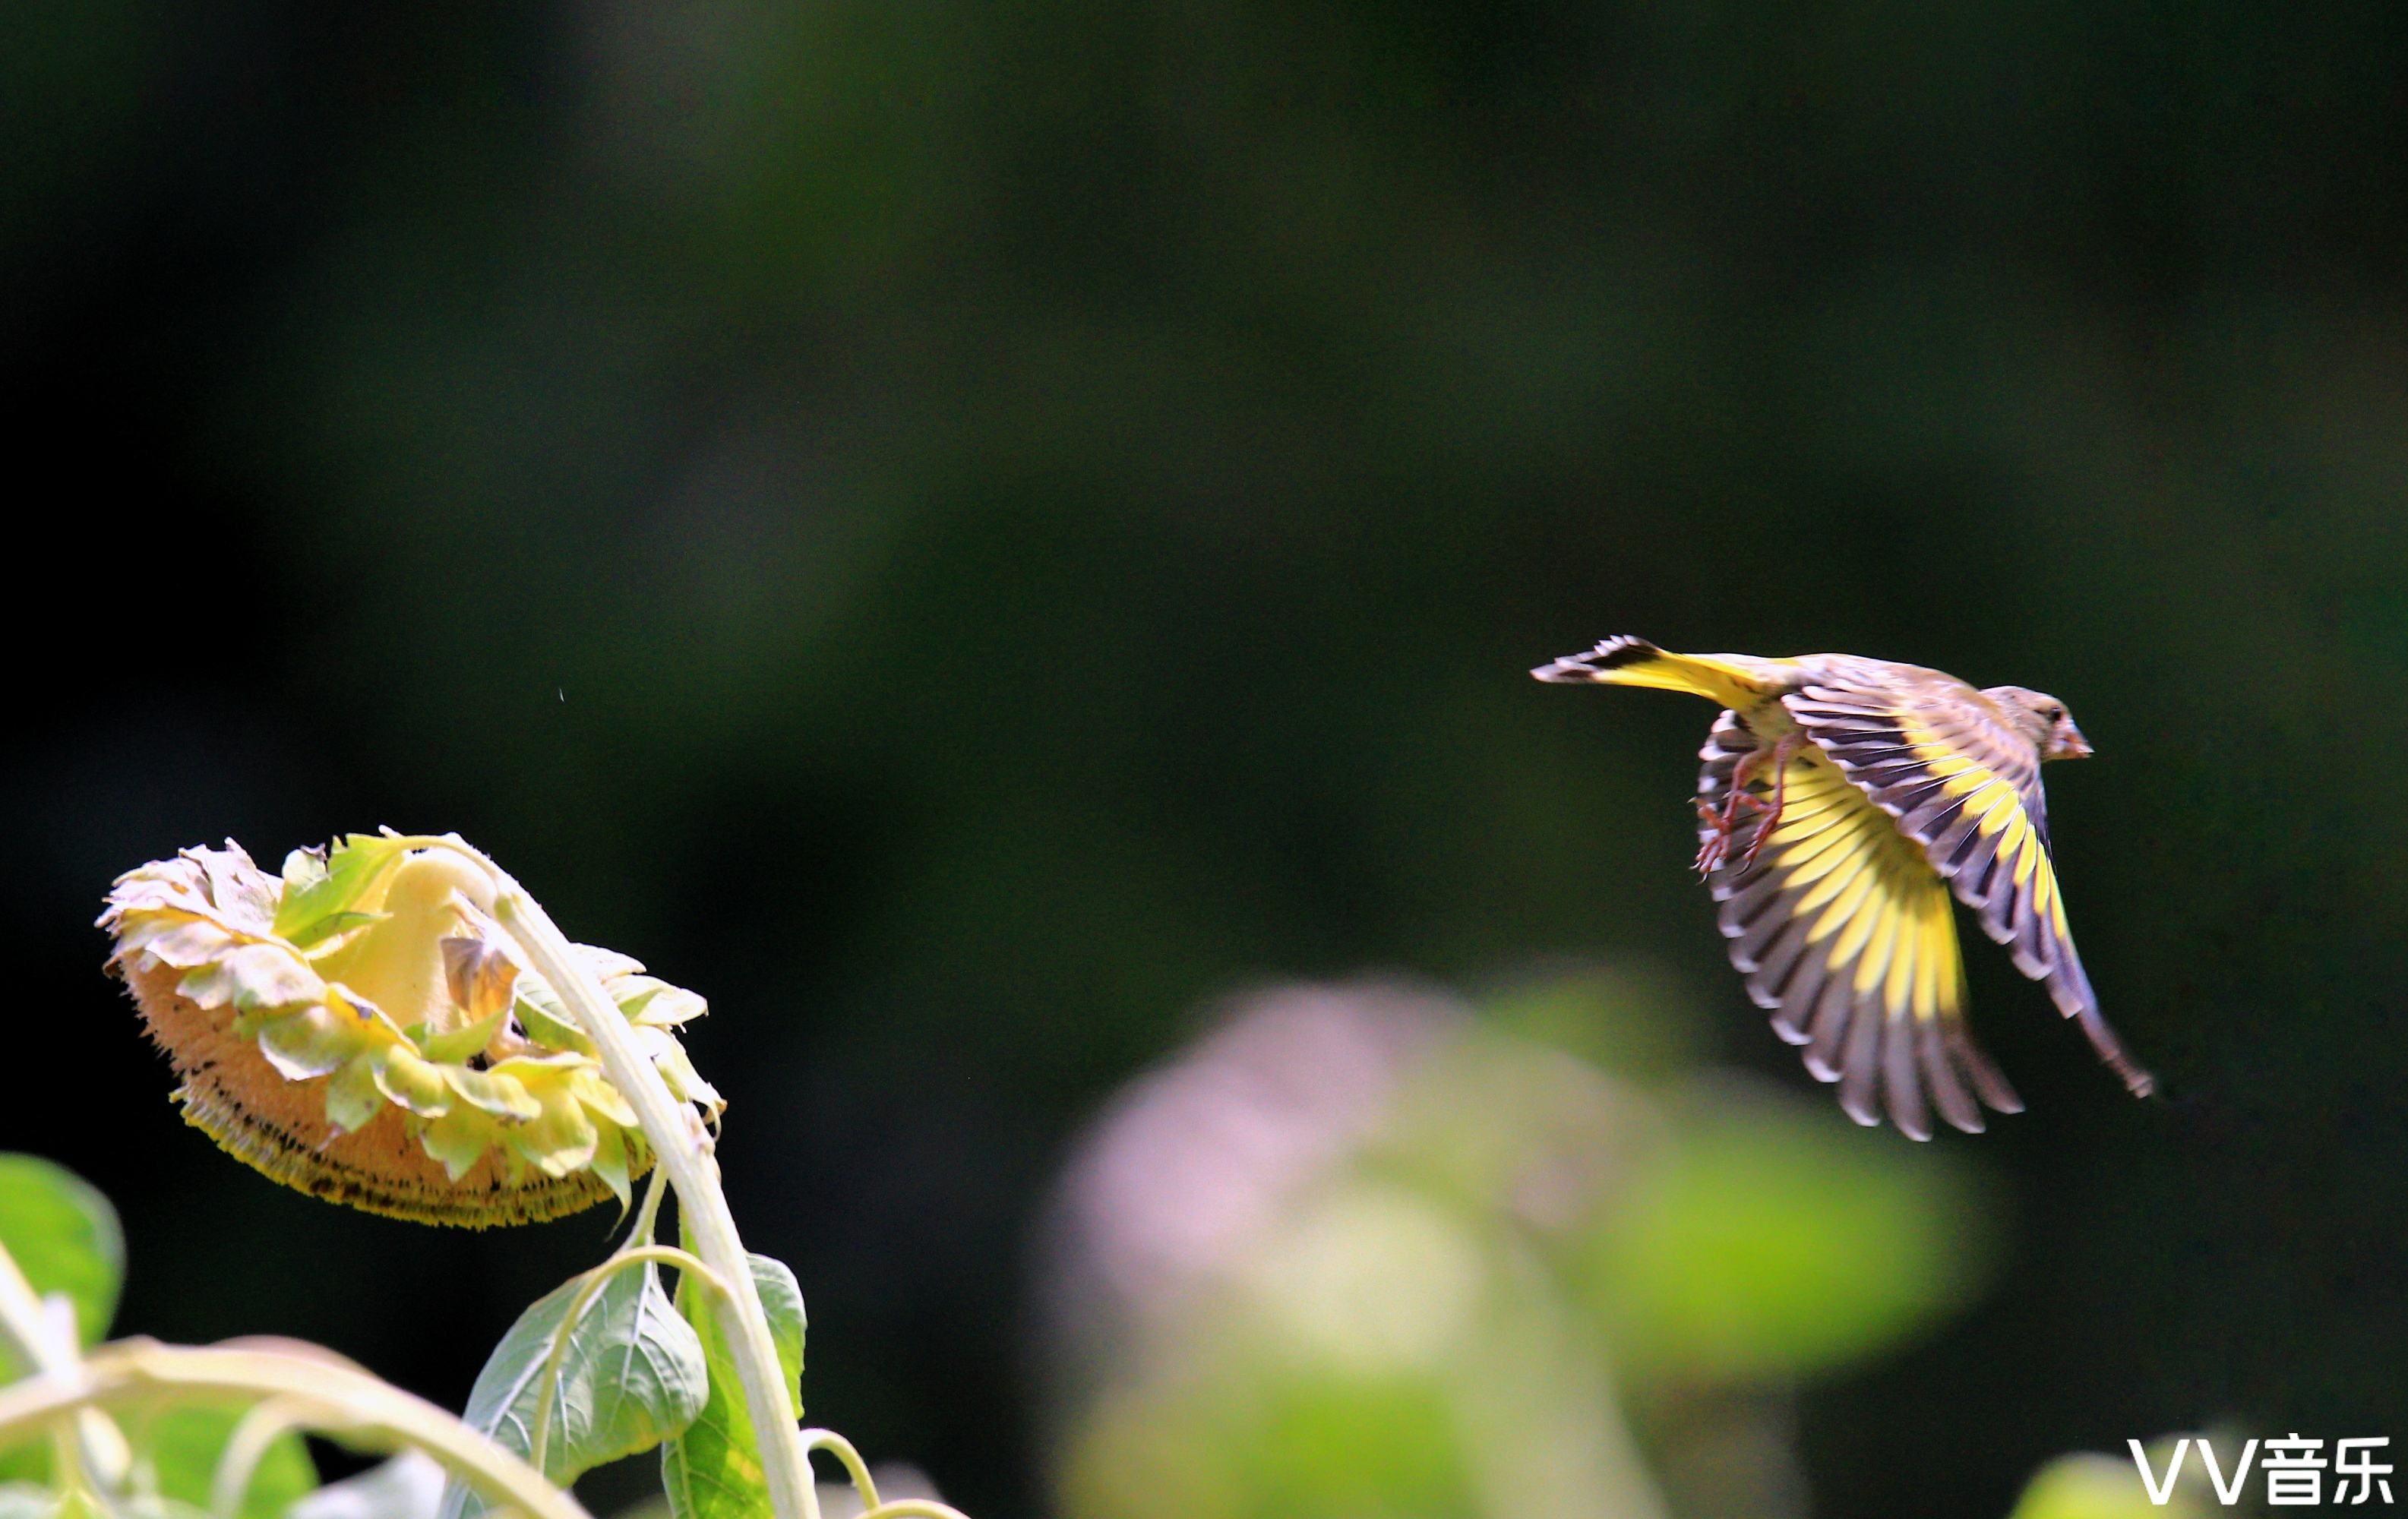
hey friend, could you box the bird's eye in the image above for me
[2046,705,2065,721]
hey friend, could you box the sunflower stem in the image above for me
[460,851,817,1519]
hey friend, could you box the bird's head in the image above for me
[1986,686,2092,760]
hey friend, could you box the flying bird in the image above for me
[1533,635,2151,1138]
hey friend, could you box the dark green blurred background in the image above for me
[7,3,2406,1515]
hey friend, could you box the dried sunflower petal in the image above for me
[444,1063,542,1122]
[631,1025,725,1122]
[372,1047,452,1118]
[175,942,324,1012]
[326,1054,385,1133]
[258,1003,363,1082]
[589,1122,633,1210]
[419,1007,509,1066]
[495,1058,601,1178]
[618,977,708,1028]
[441,936,520,1023]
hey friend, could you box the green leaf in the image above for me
[512,981,596,1056]
[273,835,407,948]
[130,1407,318,1519]
[419,1011,507,1069]
[438,1261,709,1519]
[0,1448,45,1492]
[660,1252,806,1519]
[751,1260,805,1421]
[0,1155,125,1360]
[280,910,387,954]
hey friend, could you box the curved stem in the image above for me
[621,1164,670,1252]
[436,842,814,1519]
[801,1428,878,1508]
[210,1395,311,1519]
[858,1502,976,1519]
[800,1433,975,1519]
[0,1341,589,1519]
[527,1246,727,1473]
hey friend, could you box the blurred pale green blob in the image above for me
[1571,1085,1983,1382]
[1060,1255,1478,1519]
[1225,1181,1653,1519]
[2011,1448,2214,1519]
[1174,1371,1465,1519]
[1244,1185,1484,1374]
[1058,1251,1652,1519]
[1479,964,1705,1084]
[1376,1020,1650,1238]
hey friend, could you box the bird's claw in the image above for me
[1692,788,1769,876]
[1693,732,1803,878]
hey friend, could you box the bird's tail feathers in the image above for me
[1531,636,1770,709]
[2038,936,2155,1097]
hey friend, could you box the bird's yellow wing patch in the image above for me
[1701,711,2021,1137]
[1781,684,2152,1097]
[1783,688,2074,990]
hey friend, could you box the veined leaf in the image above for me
[661,1252,805,1519]
[273,836,407,948]
[438,1261,709,1519]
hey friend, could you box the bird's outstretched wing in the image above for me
[1779,677,2153,1097]
[1702,712,2021,1138]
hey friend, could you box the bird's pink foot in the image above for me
[1733,732,1806,870]
[1693,754,1769,876]
[1694,733,1803,877]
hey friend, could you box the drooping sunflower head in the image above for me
[100,834,722,1227]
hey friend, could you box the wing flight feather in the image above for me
[1780,681,2153,1097]
[1699,711,2020,1136]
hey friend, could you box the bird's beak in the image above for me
[2057,724,2094,760]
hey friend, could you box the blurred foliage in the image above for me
[0,1158,125,1363]
[0,1158,317,1519]
[1572,1091,1984,1384]
[2010,1445,2221,1519]
[6,2,2407,1514]
[1045,975,1985,1519]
